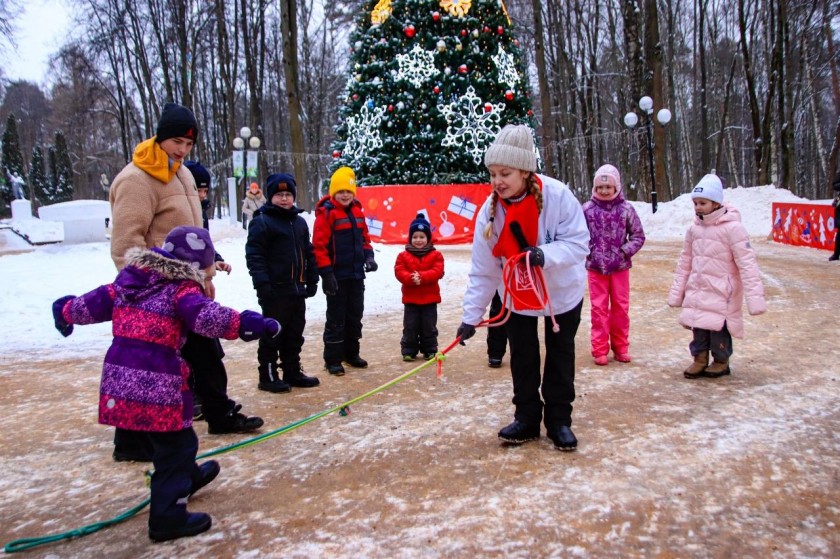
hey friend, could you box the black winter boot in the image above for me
[547,425,578,451]
[344,355,368,368]
[149,512,212,542]
[207,404,264,434]
[189,461,220,497]
[326,363,345,376]
[284,367,320,388]
[258,363,291,393]
[498,420,540,444]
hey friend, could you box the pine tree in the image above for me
[53,131,74,203]
[47,146,59,194]
[328,0,536,186]
[29,145,49,207]
[1,113,28,210]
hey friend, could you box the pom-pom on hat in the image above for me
[484,124,537,172]
[592,164,621,200]
[184,161,210,189]
[409,213,432,241]
[155,102,199,143]
[265,173,297,201]
[162,226,216,269]
[691,173,724,204]
[329,166,357,197]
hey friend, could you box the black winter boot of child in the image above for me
[284,367,320,388]
[149,512,212,543]
[258,363,291,393]
[207,404,264,434]
[344,355,368,368]
[189,460,220,497]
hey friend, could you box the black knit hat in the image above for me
[155,102,198,143]
[409,213,432,241]
[833,171,840,192]
[265,173,297,201]
[184,161,210,189]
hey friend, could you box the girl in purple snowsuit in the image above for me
[582,164,645,366]
[51,226,279,543]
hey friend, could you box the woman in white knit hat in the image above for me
[457,124,590,451]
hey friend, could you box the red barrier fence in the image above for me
[355,183,492,245]
[771,202,836,251]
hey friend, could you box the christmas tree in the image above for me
[329,0,536,186]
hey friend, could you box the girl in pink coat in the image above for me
[667,174,766,379]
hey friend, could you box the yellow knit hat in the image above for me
[329,166,357,197]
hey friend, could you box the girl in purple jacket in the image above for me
[51,226,279,543]
[582,165,646,366]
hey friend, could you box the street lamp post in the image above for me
[232,126,261,225]
[624,96,672,213]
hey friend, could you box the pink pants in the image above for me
[588,269,631,357]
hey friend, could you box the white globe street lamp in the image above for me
[232,127,261,227]
[624,97,672,214]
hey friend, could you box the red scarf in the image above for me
[492,187,544,311]
[493,192,539,259]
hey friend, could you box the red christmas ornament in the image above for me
[527,109,534,116]
[432,11,440,21]
[388,104,394,111]
[434,85,441,94]
[505,90,514,101]
[484,103,493,113]
[405,25,415,38]
[514,39,520,47]
[484,26,490,33]
[460,29,467,37]
[497,26,504,35]
[458,64,468,74]
[352,94,359,101]
[332,150,341,158]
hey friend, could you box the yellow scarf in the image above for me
[132,137,180,183]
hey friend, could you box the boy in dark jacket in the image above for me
[394,213,445,361]
[313,166,377,376]
[246,173,320,392]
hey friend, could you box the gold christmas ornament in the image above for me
[440,0,472,18]
[371,0,393,25]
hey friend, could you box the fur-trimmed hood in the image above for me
[117,247,205,300]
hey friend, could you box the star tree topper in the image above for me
[440,86,506,165]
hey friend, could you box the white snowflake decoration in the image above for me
[440,86,506,165]
[492,45,519,90]
[396,45,440,88]
[343,102,387,163]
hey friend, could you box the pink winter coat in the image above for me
[667,204,766,338]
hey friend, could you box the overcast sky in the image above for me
[4,0,71,84]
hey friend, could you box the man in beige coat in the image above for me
[109,103,263,461]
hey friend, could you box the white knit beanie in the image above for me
[484,124,537,172]
[691,173,724,204]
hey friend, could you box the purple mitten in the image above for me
[238,310,266,341]
[264,318,281,338]
[52,295,76,337]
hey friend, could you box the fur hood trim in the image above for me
[124,247,206,284]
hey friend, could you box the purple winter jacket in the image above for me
[61,247,242,432]
[582,193,646,275]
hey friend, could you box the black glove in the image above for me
[322,273,338,296]
[256,284,275,304]
[364,256,378,272]
[456,322,476,345]
[52,295,75,337]
[305,283,318,298]
[523,246,545,267]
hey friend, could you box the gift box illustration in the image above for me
[448,195,477,220]
[366,216,383,237]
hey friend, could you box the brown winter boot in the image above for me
[702,358,731,378]
[683,351,709,379]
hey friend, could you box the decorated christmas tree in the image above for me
[329,0,536,186]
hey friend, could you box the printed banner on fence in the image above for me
[771,202,836,252]
[354,183,491,244]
